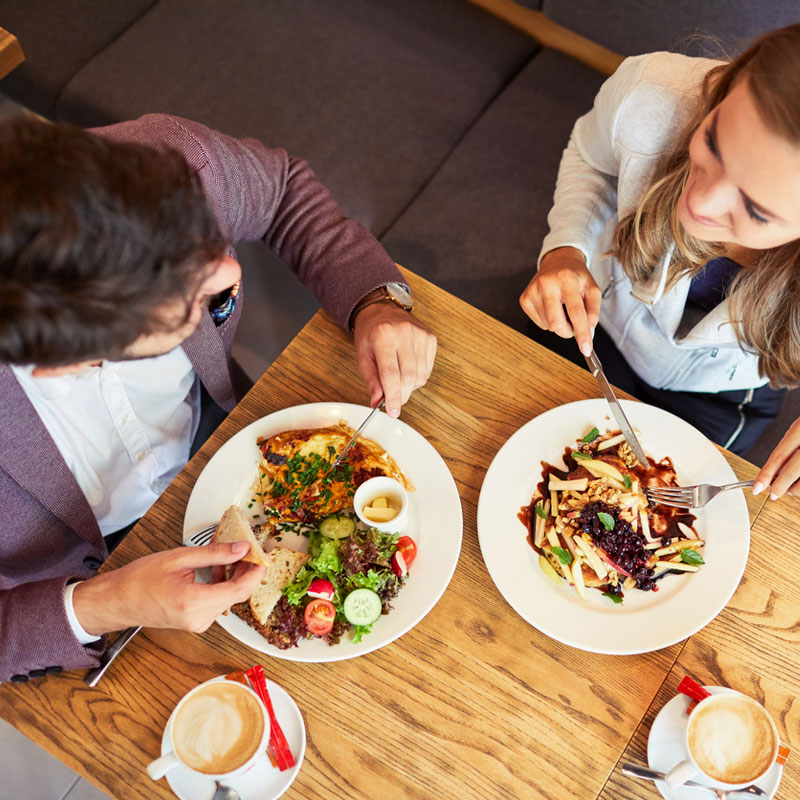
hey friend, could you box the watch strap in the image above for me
[349,285,413,328]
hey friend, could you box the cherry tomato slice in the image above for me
[304,598,336,636]
[396,536,417,568]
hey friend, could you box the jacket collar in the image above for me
[181,310,236,412]
[629,247,739,346]
[0,364,101,544]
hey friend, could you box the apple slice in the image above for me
[571,559,587,601]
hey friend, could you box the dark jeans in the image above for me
[103,383,230,554]
[525,322,785,456]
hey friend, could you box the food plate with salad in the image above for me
[477,399,750,654]
[184,402,462,662]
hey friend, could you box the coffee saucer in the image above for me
[159,675,306,800]
[647,685,783,800]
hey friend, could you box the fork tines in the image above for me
[645,488,694,508]
[184,523,218,547]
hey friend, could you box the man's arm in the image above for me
[96,114,437,414]
[0,576,107,683]
[95,114,404,329]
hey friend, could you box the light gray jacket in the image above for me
[539,52,766,393]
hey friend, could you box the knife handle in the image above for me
[84,625,141,687]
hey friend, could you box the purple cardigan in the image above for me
[0,115,403,682]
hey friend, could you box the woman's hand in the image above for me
[72,542,267,636]
[352,303,437,418]
[519,246,601,357]
[754,416,800,499]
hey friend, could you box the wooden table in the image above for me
[0,28,24,81]
[1,268,797,799]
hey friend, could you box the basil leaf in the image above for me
[552,546,573,566]
[572,451,592,461]
[535,503,548,520]
[581,427,600,443]
[602,591,624,604]
[623,475,632,491]
[680,549,705,565]
[597,512,615,531]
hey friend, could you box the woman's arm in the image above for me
[521,56,650,352]
[754,416,800,499]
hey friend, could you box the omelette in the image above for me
[256,422,412,523]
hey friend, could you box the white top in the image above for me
[12,349,200,645]
[538,52,766,393]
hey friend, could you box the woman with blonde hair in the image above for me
[520,23,800,499]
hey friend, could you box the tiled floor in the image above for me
[0,718,110,799]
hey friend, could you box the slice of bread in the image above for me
[213,505,270,566]
[249,547,310,625]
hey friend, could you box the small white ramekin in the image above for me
[353,476,409,533]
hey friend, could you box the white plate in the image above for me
[161,676,306,800]
[477,399,749,654]
[184,402,462,662]
[646,686,782,799]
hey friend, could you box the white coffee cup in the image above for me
[147,679,269,782]
[666,691,778,789]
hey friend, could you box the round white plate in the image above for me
[477,399,750,654]
[160,676,306,800]
[647,686,782,799]
[184,402,462,662]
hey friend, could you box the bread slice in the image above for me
[213,505,270,566]
[249,547,310,625]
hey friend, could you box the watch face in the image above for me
[386,283,413,308]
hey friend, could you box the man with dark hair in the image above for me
[0,114,436,682]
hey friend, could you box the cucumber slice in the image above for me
[343,588,382,626]
[319,514,356,540]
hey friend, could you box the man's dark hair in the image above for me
[0,116,224,366]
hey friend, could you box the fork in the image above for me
[645,480,755,509]
[83,523,219,686]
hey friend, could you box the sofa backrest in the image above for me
[542,0,800,58]
[0,0,156,117]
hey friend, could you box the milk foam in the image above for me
[173,683,265,775]
[688,695,776,784]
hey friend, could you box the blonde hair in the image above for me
[611,23,800,387]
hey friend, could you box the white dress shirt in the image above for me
[12,348,200,644]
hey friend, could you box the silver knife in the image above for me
[84,625,141,687]
[331,398,385,469]
[584,350,650,467]
[621,763,766,796]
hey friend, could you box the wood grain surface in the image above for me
[0,28,24,81]
[0,268,793,800]
[601,491,800,800]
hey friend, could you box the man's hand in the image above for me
[72,542,266,636]
[754,416,800,499]
[352,303,436,417]
[519,246,601,357]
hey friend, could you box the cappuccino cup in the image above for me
[666,691,778,789]
[147,679,268,782]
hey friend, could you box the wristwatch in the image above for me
[350,283,413,328]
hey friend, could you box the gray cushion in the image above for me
[542,0,800,57]
[0,0,156,117]
[55,0,536,235]
[381,48,605,332]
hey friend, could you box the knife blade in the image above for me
[331,399,385,469]
[583,350,649,467]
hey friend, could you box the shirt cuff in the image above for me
[63,581,102,645]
